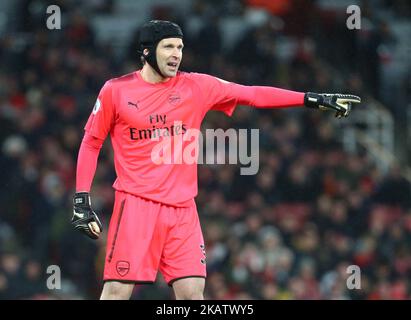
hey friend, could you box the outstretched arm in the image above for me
[192,73,361,117]
[231,84,305,108]
[229,83,361,117]
[230,84,361,117]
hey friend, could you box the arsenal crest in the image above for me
[168,91,181,105]
[116,261,130,277]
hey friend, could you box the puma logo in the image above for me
[128,101,139,109]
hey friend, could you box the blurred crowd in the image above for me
[0,0,410,299]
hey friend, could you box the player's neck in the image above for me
[140,65,171,84]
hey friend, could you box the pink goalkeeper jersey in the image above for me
[84,70,304,207]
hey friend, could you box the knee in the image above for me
[176,292,204,300]
[175,288,204,300]
[173,277,205,300]
[100,282,134,300]
[188,291,204,300]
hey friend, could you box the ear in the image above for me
[143,48,150,57]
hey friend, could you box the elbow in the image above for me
[82,132,104,151]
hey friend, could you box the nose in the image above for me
[172,48,181,59]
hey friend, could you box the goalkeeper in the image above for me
[71,20,361,300]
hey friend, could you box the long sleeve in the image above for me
[190,73,305,116]
[75,132,104,192]
[232,84,305,109]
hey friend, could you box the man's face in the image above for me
[155,38,183,77]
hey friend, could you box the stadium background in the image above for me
[0,0,410,299]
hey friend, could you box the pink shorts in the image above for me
[103,191,206,285]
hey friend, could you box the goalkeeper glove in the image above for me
[304,92,361,118]
[72,192,102,240]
